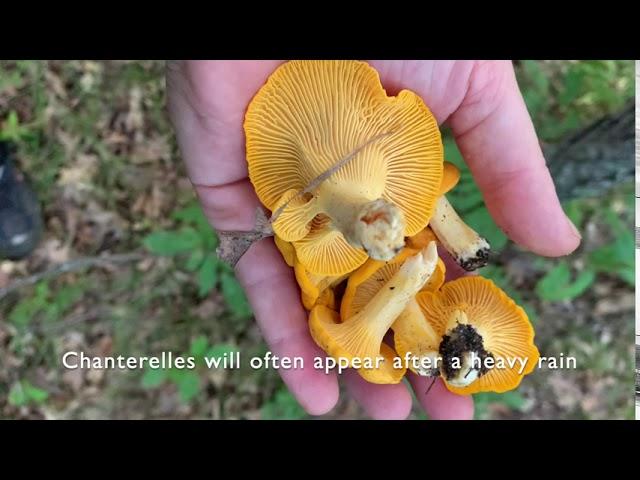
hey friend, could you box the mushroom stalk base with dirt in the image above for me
[439,310,493,387]
[429,195,490,271]
[309,242,438,366]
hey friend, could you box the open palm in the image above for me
[167,60,580,419]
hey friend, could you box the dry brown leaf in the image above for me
[131,135,171,164]
[44,69,68,100]
[39,238,71,264]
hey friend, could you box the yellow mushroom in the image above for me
[418,160,490,272]
[429,196,490,272]
[440,161,461,196]
[294,258,346,311]
[274,235,296,267]
[416,276,539,394]
[245,60,443,276]
[340,244,446,377]
[309,243,439,384]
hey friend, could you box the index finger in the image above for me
[448,61,581,257]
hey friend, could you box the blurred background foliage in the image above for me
[0,60,634,419]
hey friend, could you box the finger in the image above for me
[236,238,339,416]
[166,60,283,186]
[408,373,474,420]
[196,183,339,416]
[342,369,413,420]
[448,61,581,257]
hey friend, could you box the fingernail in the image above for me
[565,215,582,240]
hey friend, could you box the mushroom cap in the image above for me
[294,256,346,311]
[245,60,443,276]
[309,305,405,384]
[340,247,445,320]
[357,343,406,384]
[416,276,539,394]
[406,226,438,250]
[440,161,460,196]
[274,235,296,267]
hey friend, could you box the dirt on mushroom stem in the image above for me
[439,323,493,384]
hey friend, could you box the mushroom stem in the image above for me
[429,195,490,271]
[438,310,492,388]
[272,183,407,261]
[309,243,438,365]
[320,181,406,261]
[391,298,441,376]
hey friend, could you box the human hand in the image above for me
[166,60,581,420]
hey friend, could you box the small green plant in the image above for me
[535,198,633,302]
[474,391,527,419]
[143,202,252,318]
[140,335,235,403]
[535,261,596,302]
[261,388,307,420]
[0,110,36,142]
[8,281,85,327]
[8,380,49,407]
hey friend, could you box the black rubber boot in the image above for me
[0,141,43,260]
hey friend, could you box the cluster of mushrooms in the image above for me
[242,60,539,395]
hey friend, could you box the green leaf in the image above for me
[24,383,49,404]
[172,203,209,229]
[474,391,526,419]
[197,254,218,298]
[617,266,634,287]
[464,207,508,251]
[190,335,209,358]
[205,344,236,359]
[261,389,307,420]
[8,383,28,407]
[141,368,168,388]
[442,137,465,169]
[172,203,218,250]
[9,281,50,326]
[8,381,48,406]
[536,262,595,301]
[185,250,204,272]
[558,67,584,106]
[220,272,252,319]
[563,200,586,230]
[143,228,201,256]
[177,372,201,403]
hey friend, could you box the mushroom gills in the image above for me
[429,196,490,271]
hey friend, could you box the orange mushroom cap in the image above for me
[245,60,443,276]
[416,276,539,394]
[440,161,460,196]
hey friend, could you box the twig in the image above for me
[269,130,394,225]
[36,307,111,334]
[215,130,394,267]
[0,252,145,299]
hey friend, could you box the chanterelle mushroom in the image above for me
[416,276,539,394]
[245,60,443,276]
[429,196,490,272]
[309,243,439,383]
[340,245,446,377]
[426,162,490,271]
